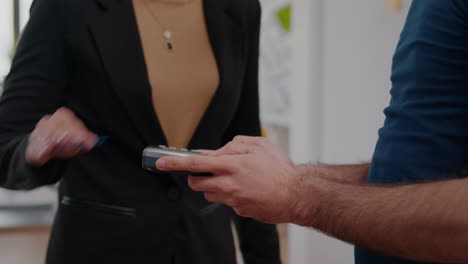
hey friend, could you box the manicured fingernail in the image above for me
[156,159,166,169]
[93,136,108,148]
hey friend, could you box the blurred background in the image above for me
[0,1,56,264]
[0,0,411,263]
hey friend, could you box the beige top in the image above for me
[133,0,219,148]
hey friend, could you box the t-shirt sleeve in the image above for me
[368,0,468,184]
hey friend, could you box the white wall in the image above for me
[0,0,56,216]
[0,1,13,80]
[0,0,33,85]
[320,0,410,163]
[289,0,411,263]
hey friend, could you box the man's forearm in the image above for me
[310,164,370,184]
[293,166,468,263]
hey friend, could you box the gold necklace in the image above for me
[154,0,193,5]
[142,0,194,50]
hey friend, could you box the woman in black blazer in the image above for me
[0,0,280,263]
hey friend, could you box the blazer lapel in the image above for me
[89,0,248,150]
[188,0,247,149]
[88,0,248,187]
[89,0,165,147]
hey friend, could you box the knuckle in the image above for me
[57,107,72,116]
[187,158,201,170]
[234,207,247,217]
[220,182,239,196]
[187,177,194,187]
[40,114,52,122]
[204,192,213,201]
[256,137,268,146]
[187,177,200,190]
[218,184,233,195]
[224,163,241,175]
[35,115,51,128]
[164,159,175,169]
[225,160,240,173]
[29,129,39,140]
[188,179,199,191]
[233,135,247,143]
[224,143,235,153]
[55,108,67,117]
[225,164,237,173]
[230,199,239,208]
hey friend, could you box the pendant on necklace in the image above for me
[163,30,173,50]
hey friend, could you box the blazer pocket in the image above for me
[61,196,136,218]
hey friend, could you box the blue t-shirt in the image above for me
[356,0,468,263]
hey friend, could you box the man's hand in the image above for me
[157,136,300,223]
[26,107,98,167]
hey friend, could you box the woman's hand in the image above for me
[26,107,98,167]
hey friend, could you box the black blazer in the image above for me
[0,0,280,263]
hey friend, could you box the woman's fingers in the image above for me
[25,107,98,166]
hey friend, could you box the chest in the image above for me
[133,0,220,94]
[64,0,249,149]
